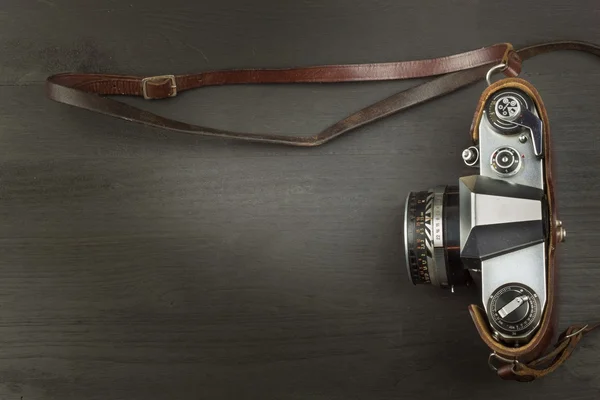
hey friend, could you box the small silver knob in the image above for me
[556,220,567,243]
[462,146,479,167]
[493,331,501,342]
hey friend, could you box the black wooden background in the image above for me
[1,1,599,399]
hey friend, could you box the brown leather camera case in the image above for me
[467,78,560,380]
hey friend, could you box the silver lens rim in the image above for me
[403,187,450,288]
[403,192,412,284]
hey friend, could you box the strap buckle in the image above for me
[488,352,519,372]
[141,75,177,100]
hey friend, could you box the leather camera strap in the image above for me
[46,40,600,380]
[45,41,599,147]
[497,323,600,381]
[47,42,524,146]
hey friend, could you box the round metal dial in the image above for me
[491,146,522,176]
[494,95,521,122]
[487,283,541,339]
[485,88,532,134]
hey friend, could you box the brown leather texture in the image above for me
[48,43,517,98]
[497,323,600,380]
[46,43,526,147]
[45,41,600,147]
[468,79,558,362]
[467,78,572,381]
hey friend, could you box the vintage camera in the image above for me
[403,83,564,346]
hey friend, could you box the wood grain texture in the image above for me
[1,0,600,399]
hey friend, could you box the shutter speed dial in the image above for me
[488,283,542,342]
[491,146,522,176]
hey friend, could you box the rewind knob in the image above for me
[487,283,541,340]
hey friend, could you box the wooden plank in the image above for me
[0,0,599,398]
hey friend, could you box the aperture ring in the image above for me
[404,186,457,288]
[432,190,445,248]
[431,187,449,288]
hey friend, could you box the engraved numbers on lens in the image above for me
[403,187,464,288]
[405,191,434,285]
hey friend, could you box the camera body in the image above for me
[403,79,562,346]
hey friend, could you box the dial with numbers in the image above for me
[487,283,542,339]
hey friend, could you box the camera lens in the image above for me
[403,185,468,288]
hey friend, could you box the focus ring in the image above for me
[404,186,467,288]
[404,191,432,284]
[404,187,449,287]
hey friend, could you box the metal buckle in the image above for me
[488,352,519,372]
[141,75,177,99]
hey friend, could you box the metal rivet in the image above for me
[558,227,567,242]
[556,221,566,242]
[519,134,528,143]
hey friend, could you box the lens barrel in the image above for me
[403,185,466,288]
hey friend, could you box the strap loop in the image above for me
[561,324,589,341]
[141,75,177,99]
[485,63,508,86]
